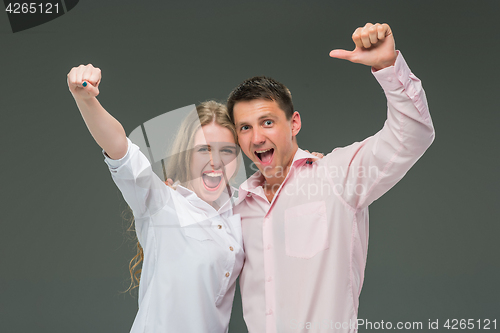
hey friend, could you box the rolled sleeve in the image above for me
[102,137,133,170]
[102,136,171,219]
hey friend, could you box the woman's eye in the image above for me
[222,149,236,154]
[241,125,249,131]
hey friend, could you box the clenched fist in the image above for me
[329,23,398,71]
[67,64,101,100]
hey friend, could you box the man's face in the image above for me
[233,99,301,179]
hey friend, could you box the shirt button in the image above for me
[266,309,273,316]
[266,276,272,282]
[225,272,230,277]
[387,76,393,82]
[266,244,272,250]
[247,193,251,197]
[229,246,234,251]
[217,225,222,229]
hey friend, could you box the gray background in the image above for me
[1,1,499,332]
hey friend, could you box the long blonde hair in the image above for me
[122,100,238,295]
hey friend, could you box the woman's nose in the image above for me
[209,149,222,169]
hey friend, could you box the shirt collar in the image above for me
[174,183,239,223]
[237,147,316,204]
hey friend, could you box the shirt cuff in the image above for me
[102,137,132,169]
[371,50,411,89]
[371,50,428,116]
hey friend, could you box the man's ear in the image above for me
[291,111,301,138]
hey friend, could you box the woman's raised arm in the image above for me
[67,64,127,160]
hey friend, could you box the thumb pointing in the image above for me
[329,49,353,61]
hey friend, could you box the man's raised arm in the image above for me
[325,23,435,209]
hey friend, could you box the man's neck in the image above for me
[262,176,283,203]
[261,146,299,202]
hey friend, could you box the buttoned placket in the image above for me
[248,164,305,333]
[211,192,241,307]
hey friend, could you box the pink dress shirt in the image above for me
[234,51,435,333]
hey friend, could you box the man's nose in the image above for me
[251,128,266,146]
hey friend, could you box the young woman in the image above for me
[67,64,244,333]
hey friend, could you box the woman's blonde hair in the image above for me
[121,100,238,295]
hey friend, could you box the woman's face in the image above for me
[188,122,238,205]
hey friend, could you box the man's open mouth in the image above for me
[254,148,274,165]
[202,171,223,191]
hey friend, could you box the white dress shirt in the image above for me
[102,137,245,333]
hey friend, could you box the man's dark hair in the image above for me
[227,76,294,124]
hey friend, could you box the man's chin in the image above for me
[256,163,277,179]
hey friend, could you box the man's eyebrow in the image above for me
[257,112,278,120]
[236,112,278,128]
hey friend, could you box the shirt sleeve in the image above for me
[102,137,171,219]
[323,50,435,210]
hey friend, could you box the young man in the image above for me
[227,23,435,333]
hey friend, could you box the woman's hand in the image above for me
[164,178,176,190]
[304,150,324,164]
[67,63,128,160]
[67,64,101,100]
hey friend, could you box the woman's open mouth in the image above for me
[254,148,274,165]
[202,170,223,191]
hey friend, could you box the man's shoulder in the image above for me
[300,139,370,169]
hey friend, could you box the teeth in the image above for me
[205,172,222,177]
[255,148,272,154]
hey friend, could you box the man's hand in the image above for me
[67,64,101,100]
[329,23,397,71]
